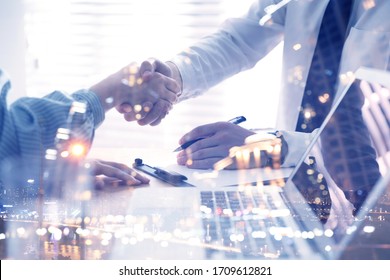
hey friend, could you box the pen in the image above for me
[173,116,247,152]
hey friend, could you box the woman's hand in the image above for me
[91,159,150,189]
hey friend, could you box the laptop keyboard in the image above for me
[200,189,300,259]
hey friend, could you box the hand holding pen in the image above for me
[175,116,256,169]
[173,116,247,152]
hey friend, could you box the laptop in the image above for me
[109,67,390,260]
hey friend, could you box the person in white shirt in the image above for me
[118,0,390,169]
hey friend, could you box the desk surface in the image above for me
[1,148,389,260]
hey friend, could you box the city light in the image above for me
[69,142,87,157]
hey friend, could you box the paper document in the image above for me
[166,164,294,188]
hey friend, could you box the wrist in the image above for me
[272,131,288,165]
[89,69,124,112]
[166,61,183,97]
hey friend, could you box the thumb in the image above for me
[154,60,173,77]
[139,59,155,77]
[141,58,172,76]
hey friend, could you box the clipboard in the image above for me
[133,158,194,187]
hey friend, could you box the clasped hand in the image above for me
[176,122,257,169]
[92,159,150,189]
[115,60,180,126]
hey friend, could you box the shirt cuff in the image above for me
[280,130,316,167]
[168,57,204,102]
[72,89,105,128]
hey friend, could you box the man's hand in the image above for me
[116,59,182,126]
[176,122,256,169]
[91,159,150,188]
[90,62,180,122]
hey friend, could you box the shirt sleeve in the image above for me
[170,0,285,101]
[0,81,105,185]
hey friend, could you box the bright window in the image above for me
[24,0,282,151]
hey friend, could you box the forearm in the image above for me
[88,66,126,112]
[0,89,104,186]
[170,2,284,101]
[1,90,104,158]
[166,61,183,98]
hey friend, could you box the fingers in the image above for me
[140,59,172,77]
[120,63,141,88]
[116,103,133,114]
[116,60,180,127]
[176,124,257,170]
[139,59,155,77]
[97,160,150,184]
[175,123,230,169]
[139,59,180,95]
[146,73,179,103]
[176,146,265,170]
[137,99,172,126]
[120,68,178,106]
[179,122,228,145]
[134,60,179,107]
[140,59,179,94]
[163,76,181,95]
[93,160,150,186]
[177,144,232,169]
[118,99,172,126]
[120,71,177,120]
[149,59,180,96]
[99,164,141,185]
[117,101,154,122]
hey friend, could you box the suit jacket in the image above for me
[172,0,390,130]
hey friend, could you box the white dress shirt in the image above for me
[171,0,390,130]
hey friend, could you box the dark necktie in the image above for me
[296,0,353,132]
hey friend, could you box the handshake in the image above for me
[90,59,181,126]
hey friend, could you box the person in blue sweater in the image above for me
[0,63,179,195]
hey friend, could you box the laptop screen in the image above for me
[285,67,390,259]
